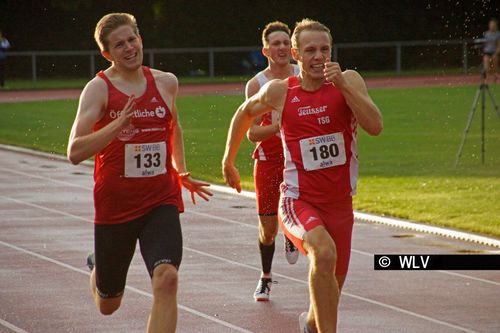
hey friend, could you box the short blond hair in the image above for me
[291,18,332,49]
[261,21,291,47]
[94,13,139,52]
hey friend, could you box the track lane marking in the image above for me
[0,239,252,333]
[0,195,484,332]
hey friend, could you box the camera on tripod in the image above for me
[455,40,500,167]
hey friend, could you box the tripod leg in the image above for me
[481,86,485,165]
[455,87,482,167]
[484,85,500,118]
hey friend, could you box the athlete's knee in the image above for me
[305,228,337,272]
[313,246,337,273]
[258,215,278,243]
[152,264,178,300]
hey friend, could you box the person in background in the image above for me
[0,30,11,88]
[483,18,500,83]
[245,21,300,302]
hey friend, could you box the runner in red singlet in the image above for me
[245,21,300,302]
[223,19,382,333]
[67,13,211,333]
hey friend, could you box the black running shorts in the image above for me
[93,205,182,298]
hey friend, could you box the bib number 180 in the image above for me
[309,143,339,161]
[299,133,346,171]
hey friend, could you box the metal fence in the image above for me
[5,39,482,88]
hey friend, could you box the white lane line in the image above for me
[184,247,478,333]
[185,209,500,286]
[341,293,478,333]
[185,210,256,229]
[0,240,252,333]
[0,319,29,333]
[436,270,500,286]
[0,167,92,191]
[2,144,499,248]
[0,196,482,332]
[209,184,500,248]
[2,171,499,288]
[0,196,91,223]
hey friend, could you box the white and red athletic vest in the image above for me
[93,66,183,224]
[252,65,300,162]
[280,76,358,203]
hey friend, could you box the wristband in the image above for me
[179,172,191,179]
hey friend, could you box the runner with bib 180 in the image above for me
[222,18,382,333]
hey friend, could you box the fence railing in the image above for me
[6,39,479,88]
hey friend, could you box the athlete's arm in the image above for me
[67,78,136,165]
[157,72,212,203]
[222,79,287,192]
[324,63,383,136]
[245,76,280,143]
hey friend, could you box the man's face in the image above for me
[293,30,331,80]
[103,25,143,70]
[489,21,497,31]
[264,31,292,66]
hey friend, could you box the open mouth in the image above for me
[124,52,137,61]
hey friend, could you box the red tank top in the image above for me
[251,111,283,161]
[280,76,358,203]
[93,66,183,224]
[251,65,299,161]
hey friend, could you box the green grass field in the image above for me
[0,85,499,237]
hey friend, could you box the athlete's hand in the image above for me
[117,95,136,128]
[222,163,241,193]
[324,62,347,88]
[180,173,213,204]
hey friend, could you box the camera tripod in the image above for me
[455,70,500,166]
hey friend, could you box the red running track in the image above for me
[0,147,498,333]
[0,74,482,103]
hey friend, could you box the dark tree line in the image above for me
[0,0,498,51]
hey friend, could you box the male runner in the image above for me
[246,21,300,302]
[67,13,211,333]
[223,19,382,333]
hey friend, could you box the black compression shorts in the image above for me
[93,205,182,298]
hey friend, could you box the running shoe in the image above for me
[299,312,314,333]
[285,236,299,264]
[253,277,273,301]
[86,253,95,271]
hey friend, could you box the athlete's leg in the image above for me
[304,197,354,332]
[89,268,123,315]
[91,220,141,315]
[303,226,339,333]
[253,160,282,300]
[258,214,279,275]
[147,264,178,333]
[254,159,281,261]
[139,205,183,333]
[279,197,339,332]
[484,54,494,82]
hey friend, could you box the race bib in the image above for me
[124,142,167,177]
[299,133,346,171]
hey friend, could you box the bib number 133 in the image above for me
[124,142,167,177]
[299,133,346,171]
